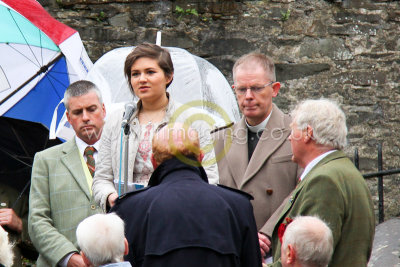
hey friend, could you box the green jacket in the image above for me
[271,151,375,267]
[29,139,102,267]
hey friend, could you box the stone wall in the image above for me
[40,0,400,221]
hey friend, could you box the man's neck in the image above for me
[246,110,272,132]
[301,145,334,169]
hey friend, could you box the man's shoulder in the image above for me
[271,104,292,129]
[112,186,151,207]
[35,141,72,158]
[216,184,253,200]
[211,122,235,135]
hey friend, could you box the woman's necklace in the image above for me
[138,106,167,125]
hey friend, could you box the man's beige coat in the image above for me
[212,104,300,233]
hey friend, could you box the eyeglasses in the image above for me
[234,81,275,95]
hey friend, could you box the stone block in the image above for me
[56,0,155,4]
[159,32,195,49]
[369,218,400,267]
[299,38,351,60]
[200,2,240,16]
[275,63,330,81]
[328,24,380,36]
[388,11,400,22]
[334,11,382,24]
[199,38,255,56]
[109,13,132,28]
[207,57,235,79]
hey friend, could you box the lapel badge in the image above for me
[289,195,294,203]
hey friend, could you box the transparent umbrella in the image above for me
[54,46,240,140]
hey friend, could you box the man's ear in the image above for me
[66,110,71,124]
[81,251,92,267]
[287,244,296,264]
[271,82,281,98]
[151,154,158,169]
[102,103,106,117]
[124,238,129,255]
[305,125,314,143]
[198,150,204,163]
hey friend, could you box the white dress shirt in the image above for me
[299,150,337,181]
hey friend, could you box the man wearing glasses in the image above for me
[212,53,301,261]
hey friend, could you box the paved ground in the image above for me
[368,217,400,267]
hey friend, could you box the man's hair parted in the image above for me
[64,80,103,111]
[232,52,276,82]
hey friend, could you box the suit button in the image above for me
[90,205,96,210]
[266,188,273,195]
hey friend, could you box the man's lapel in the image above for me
[60,139,91,200]
[241,105,290,187]
[225,118,249,188]
[275,150,347,228]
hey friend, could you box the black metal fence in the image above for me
[354,144,400,224]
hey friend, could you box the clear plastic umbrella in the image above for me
[54,46,240,139]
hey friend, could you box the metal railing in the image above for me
[354,144,400,223]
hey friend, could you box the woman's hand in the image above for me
[107,193,119,208]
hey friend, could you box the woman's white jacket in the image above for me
[92,98,219,211]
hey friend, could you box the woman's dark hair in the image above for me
[124,43,174,94]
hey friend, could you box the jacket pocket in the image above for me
[270,154,292,163]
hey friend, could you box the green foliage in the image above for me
[175,5,199,20]
[281,9,290,21]
[96,11,106,22]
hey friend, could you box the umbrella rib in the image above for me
[0,53,64,106]
[46,69,74,88]
[40,30,44,66]
[7,43,40,68]
[44,73,64,100]
[11,180,31,210]
[0,147,32,168]
[8,7,41,67]
[9,121,31,157]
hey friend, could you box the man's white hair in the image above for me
[282,216,334,267]
[291,99,347,150]
[76,213,125,266]
[0,226,14,267]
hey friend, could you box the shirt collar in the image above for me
[75,136,100,157]
[246,110,272,133]
[299,150,337,181]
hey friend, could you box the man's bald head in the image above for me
[151,122,203,167]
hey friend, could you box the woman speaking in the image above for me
[92,43,219,211]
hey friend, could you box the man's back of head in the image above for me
[281,216,333,267]
[151,122,203,168]
[290,99,347,151]
[76,213,128,267]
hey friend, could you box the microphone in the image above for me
[121,102,136,129]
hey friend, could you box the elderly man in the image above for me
[269,99,375,267]
[111,122,261,267]
[76,213,131,267]
[212,53,301,257]
[280,216,333,267]
[29,80,106,267]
